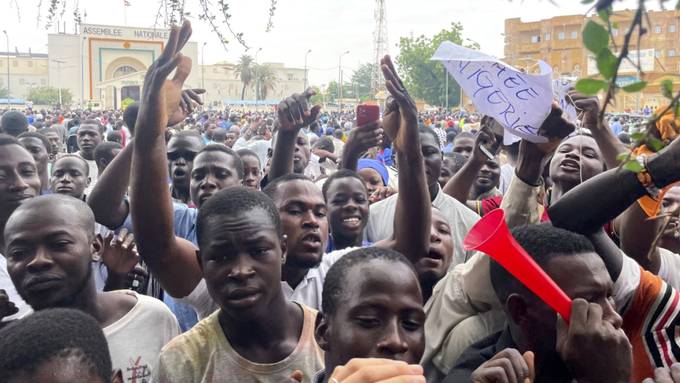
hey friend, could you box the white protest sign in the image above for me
[432,42,553,143]
[553,77,578,123]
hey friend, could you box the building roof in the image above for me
[0,51,48,59]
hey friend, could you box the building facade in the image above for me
[504,9,680,112]
[2,23,304,109]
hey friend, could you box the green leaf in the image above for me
[617,152,631,162]
[676,0,680,10]
[630,132,645,141]
[662,79,674,99]
[598,8,611,23]
[648,137,665,152]
[612,22,619,29]
[582,21,610,54]
[624,160,644,173]
[596,48,618,80]
[575,78,608,95]
[581,0,595,3]
[622,81,647,93]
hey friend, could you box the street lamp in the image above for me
[52,59,66,107]
[254,47,262,108]
[304,49,311,91]
[2,30,9,102]
[201,42,207,90]
[338,50,349,112]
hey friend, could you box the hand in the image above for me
[556,298,632,383]
[567,91,600,131]
[137,20,192,138]
[471,348,535,383]
[370,186,397,204]
[175,88,206,125]
[276,88,321,134]
[101,229,140,274]
[381,55,418,153]
[328,358,425,383]
[0,289,19,320]
[345,122,384,158]
[124,265,149,293]
[471,117,501,165]
[643,363,680,383]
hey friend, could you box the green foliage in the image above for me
[575,78,607,95]
[234,54,255,100]
[309,86,323,105]
[583,21,609,54]
[26,86,72,106]
[622,81,647,93]
[350,63,375,101]
[596,48,618,79]
[396,22,472,107]
[252,63,277,100]
[662,79,674,99]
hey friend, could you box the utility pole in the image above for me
[52,59,66,107]
[304,49,311,91]
[201,42,207,90]
[338,50,349,112]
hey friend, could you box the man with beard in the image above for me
[4,194,180,382]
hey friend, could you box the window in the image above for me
[287,73,295,81]
[670,25,677,33]
[570,31,578,39]
[655,51,662,58]
[530,35,540,43]
[669,49,677,57]
[558,31,565,40]
[654,25,662,34]
[544,33,551,41]
[612,28,619,37]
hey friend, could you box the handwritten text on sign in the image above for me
[432,42,553,143]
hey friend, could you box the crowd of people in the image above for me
[2,20,680,383]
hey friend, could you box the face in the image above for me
[413,208,454,286]
[474,157,501,194]
[512,253,621,355]
[43,131,61,156]
[190,151,242,207]
[205,124,219,139]
[318,259,425,371]
[273,180,328,269]
[661,186,680,241]
[549,136,604,189]
[452,136,475,159]
[420,132,442,188]
[51,158,89,199]
[0,145,41,217]
[167,135,203,192]
[357,168,383,198]
[4,205,96,311]
[200,209,285,318]
[240,155,261,190]
[225,132,238,148]
[293,132,311,174]
[76,125,102,156]
[326,177,369,241]
[438,158,455,189]
[18,137,49,173]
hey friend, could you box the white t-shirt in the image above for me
[0,255,31,322]
[180,248,355,320]
[656,248,680,291]
[104,291,181,383]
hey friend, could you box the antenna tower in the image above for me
[372,0,388,97]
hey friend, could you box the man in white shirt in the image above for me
[4,195,180,382]
[75,121,104,195]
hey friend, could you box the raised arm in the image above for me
[380,55,430,262]
[569,91,629,169]
[442,119,499,209]
[87,141,133,229]
[130,21,201,298]
[268,89,321,181]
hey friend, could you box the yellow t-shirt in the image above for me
[157,303,324,383]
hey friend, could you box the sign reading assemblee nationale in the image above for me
[432,41,561,144]
[82,24,170,41]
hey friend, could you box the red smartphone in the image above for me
[356,104,380,126]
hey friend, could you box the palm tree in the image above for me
[234,54,255,100]
[252,63,277,100]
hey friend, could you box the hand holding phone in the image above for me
[357,104,380,126]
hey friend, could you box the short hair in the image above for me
[489,224,596,304]
[0,308,113,383]
[79,120,105,135]
[18,131,50,151]
[196,186,282,248]
[53,154,91,177]
[171,129,204,143]
[237,148,261,166]
[106,131,122,143]
[94,141,122,162]
[197,144,244,179]
[43,126,62,138]
[454,131,474,141]
[446,130,457,143]
[1,111,29,136]
[0,133,21,147]
[419,126,441,150]
[262,173,313,201]
[322,247,416,316]
[123,103,139,135]
[443,152,467,173]
[321,169,367,200]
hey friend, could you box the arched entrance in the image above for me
[104,57,146,109]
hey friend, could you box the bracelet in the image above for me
[635,155,661,198]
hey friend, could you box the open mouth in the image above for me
[300,232,322,248]
[559,159,580,171]
[341,216,363,229]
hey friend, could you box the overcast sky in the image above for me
[1,0,647,85]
